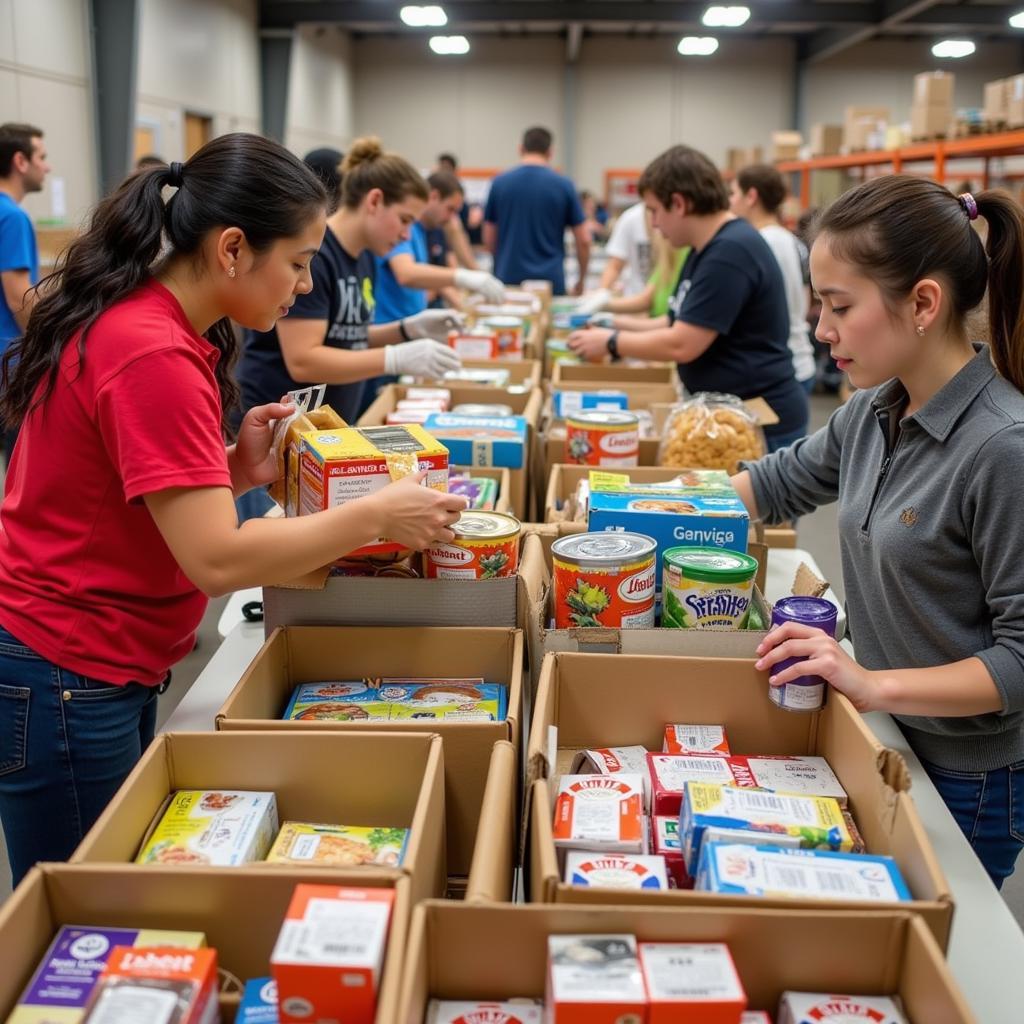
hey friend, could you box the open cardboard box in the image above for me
[551,362,680,387]
[0,864,410,1024]
[463,739,519,903]
[410,357,543,391]
[523,653,954,950]
[69,731,446,907]
[453,465,513,515]
[215,626,523,881]
[395,901,974,1023]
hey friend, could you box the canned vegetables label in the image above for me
[553,556,655,629]
[663,565,754,629]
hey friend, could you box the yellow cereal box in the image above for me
[265,823,408,868]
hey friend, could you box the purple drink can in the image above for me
[768,596,839,712]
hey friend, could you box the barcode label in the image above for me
[763,860,882,898]
[733,791,791,812]
[357,425,422,452]
[322,942,362,954]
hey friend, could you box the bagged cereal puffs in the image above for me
[658,393,765,474]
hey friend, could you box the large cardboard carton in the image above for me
[914,70,955,106]
[215,627,523,880]
[396,901,974,1024]
[0,865,411,1024]
[771,130,803,162]
[464,740,519,903]
[551,363,679,387]
[983,79,1009,124]
[1007,73,1024,127]
[524,653,954,950]
[70,731,446,907]
[911,101,951,140]
[843,105,890,152]
[809,123,843,157]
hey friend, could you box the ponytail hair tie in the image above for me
[167,161,185,188]
[958,192,978,221]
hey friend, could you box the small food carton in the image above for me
[779,992,907,1024]
[663,725,730,755]
[266,823,409,868]
[426,1001,543,1023]
[546,935,646,1024]
[551,390,630,419]
[552,775,645,864]
[648,754,737,816]
[639,942,747,1023]
[569,746,651,808]
[422,413,529,470]
[651,816,690,889]
[563,852,669,891]
[236,977,278,1023]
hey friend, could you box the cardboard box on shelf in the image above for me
[0,865,411,1024]
[522,652,953,950]
[914,70,955,106]
[983,79,1009,124]
[809,124,843,158]
[842,106,890,152]
[215,626,522,881]
[1007,73,1024,127]
[69,731,446,907]
[911,102,951,140]
[771,130,803,162]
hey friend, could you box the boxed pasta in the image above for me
[282,680,506,723]
[266,823,409,868]
[552,775,645,861]
[651,815,690,889]
[426,1002,543,1024]
[663,724,730,755]
[638,942,746,1023]
[779,992,906,1024]
[135,791,278,867]
[422,413,529,470]
[546,935,646,1024]
[563,852,669,891]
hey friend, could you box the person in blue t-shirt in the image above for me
[0,122,50,466]
[568,144,807,451]
[483,126,590,295]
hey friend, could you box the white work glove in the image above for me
[401,308,465,344]
[576,288,611,316]
[384,339,462,378]
[454,268,506,304]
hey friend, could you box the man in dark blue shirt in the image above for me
[483,126,590,295]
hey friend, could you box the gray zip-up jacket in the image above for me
[747,345,1024,772]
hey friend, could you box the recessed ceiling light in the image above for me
[702,6,750,28]
[678,36,720,56]
[1010,10,1024,28]
[429,34,470,55]
[400,5,447,28]
[931,39,975,58]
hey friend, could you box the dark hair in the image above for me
[303,147,344,210]
[522,126,553,155]
[427,170,463,199]
[1,132,328,430]
[437,152,458,170]
[638,144,728,215]
[135,154,166,170]
[341,136,428,210]
[0,123,43,177]
[737,164,787,216]
[816,175,1024,391]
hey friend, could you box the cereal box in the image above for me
[639,943,747,1024]
[422,413,529,470]
[547,935,646,1024]
[135,791,278,867]
[564,852,669,891]
[271,885,393,1024]
[663,724,731,755]
[779,992,907,1024]
[235,978,277,1024]
[552,775,645,861]
[569,746,651,809]
[651,815,690,889]
[266,823,408,868]
[680,783,854,873]
[696,844,912,902]
[282,680,505,723]
[426,1001,543,1024]
[551,390,629,419]
[6,926,205,1024]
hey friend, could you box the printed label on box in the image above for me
[663,725,731,755]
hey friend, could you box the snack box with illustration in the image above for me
[236,977,278,1024]
[680,782,854,874]
[551,390,629,419]
[266,822,409,868]
[7,925,206,1024]
[422,413,528,470]
[563,852,670,891]
[696,843,912,903]
[426,1002,544,1024]
[282,679,507,723]
[779,991,907,1024]
[135,790,278,867]
[448,473,498,510]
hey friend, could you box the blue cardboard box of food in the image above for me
[422,413,528,469]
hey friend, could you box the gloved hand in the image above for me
[384,339,462,378]
[401,308,465,343]
[576,288,611,316]
[454,268,506,304]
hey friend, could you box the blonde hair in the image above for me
[341,136,428,209]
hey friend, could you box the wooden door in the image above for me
[184,113,213,158]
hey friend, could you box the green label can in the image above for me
[661,547,759,629]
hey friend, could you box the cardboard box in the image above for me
[983,79,1009,124]
[215,626,523,879]
[1006,73,1024,127]
[771,130,803,162]
[396,901,975,1024]
[914,70,955,106]
[464,740,519,903]
[809,124,843,158]
[0,865,411,1024]
[842,106,890,152]
[70,731,446,907]
[551,363,679,387]
[450,466,514,515]
[457,358,542,390]
[911,102,951,140]
[524,653,954,950]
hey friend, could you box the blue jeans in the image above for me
[235,486,275,524]
[921,757,1024,889]
[0,626,160,886]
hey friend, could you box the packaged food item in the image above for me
[426,1002,543,1024]
[569,746,651,808]
[452,403,515,417]
[662,548,759,630]
[639,942,747,1023]
[564,852,669,891]
[546,935,646,1024]
[651,815,690,889]
[386,409,431,425]
[448,329,500,361]
[566,410,639,467]
[696,844,911,902]
[282,680,506,723]
[546,338,581,368]
[550,532,656,630]
[551,390,629,419]
[235,977,278,1023]
[272,886,392,1024]
[779,993,907,1024]
[135,791,278,866]
[448,473,499,510]
[7,926,206,1024]
[552,774,645,861]
[663,724,731,755]
[442,367,511,388]
[768,597,841,713]
[265,822,408,868]
[680,782,855,873]
[423,511,521,580]
[422,413,529,469]
[658,393,766,473]
[479,314,525,358]
[647,754,737,815]
[406,387,452,405]
[82,947,219,1024]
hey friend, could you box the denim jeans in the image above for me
[235,485,275,524]
[0,625,160,886]
[921,757,1024,889]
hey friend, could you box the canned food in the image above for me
[479,314,524,357]
[551,532,656,629]
[423,510,520,580]
[768,595,840,712]
[451,403,514,417]
[448,328,499,361]
[565,410,640,467]
[661,547,759,630]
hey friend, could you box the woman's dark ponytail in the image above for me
[1,133,327,431]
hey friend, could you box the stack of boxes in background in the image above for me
[841,104,890,152]
[808,123,842,157]
[910,70,955,141]
[983,74,1024,129]
[769,131,802,162]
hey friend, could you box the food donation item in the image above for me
[479,314,525,358]
[564,852,669,891]
[447,473,499,510]
[570,746,651,808]
[662,548,759,630]
[443,367,511,388]
[663,724,731,755]
[266,822,409,868]
[768,597,841,713]
[426,1002,543,1024]
[283,680,506,723]
[452,403,515,417]
[552,774,645,861]
[424,511,521,579]
[658,393,765,474]
[638,943,747,1024]
[448,328,501,361]
[422,413,529,469]
[551,390,629,419]
[651,815,690,889]
[565,411,639,467]
[235,977,277,1024]
[546,935,646,1024]
[779,992,907,1024]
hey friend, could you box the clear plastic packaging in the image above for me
[658,393,765,474]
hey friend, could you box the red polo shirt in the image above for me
[0,280,233,684]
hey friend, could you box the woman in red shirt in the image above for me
[0,133,466,885]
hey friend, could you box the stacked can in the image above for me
[768,596,840,712]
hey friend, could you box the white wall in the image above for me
[286,24,354,158]
[0,0,97,226]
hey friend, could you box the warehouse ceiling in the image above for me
[260,1,1024,61]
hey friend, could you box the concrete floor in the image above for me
[2,392,1024,929]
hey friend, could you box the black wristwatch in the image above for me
[606,330,621,362]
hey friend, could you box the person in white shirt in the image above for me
[585,200,651,307]
[729,164,816,393]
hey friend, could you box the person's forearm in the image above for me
[614,313,668,332]
[599,257,624,291]
[869,657,1003,717]
[447,219,478,269]
[440,286,463,309]
[285,342,387,383]
[729,470,759,519]
[12,286,38,330]
[367,322,405,347]
[394,263,456,291]
[575,239,591,283]
[225,445,257,498]
[615,327,679,361]
[606,294,650,316]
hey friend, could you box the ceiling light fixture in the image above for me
[931,39,975,58]
[678,36,720,56]
[429,34,470,55]
[400,5,447,28]
[1010,10,1024,28]
[702,6,750,28]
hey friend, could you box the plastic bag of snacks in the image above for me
[658,393,765,474]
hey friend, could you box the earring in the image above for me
[916,324,925,336]
[227,266,236,279]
